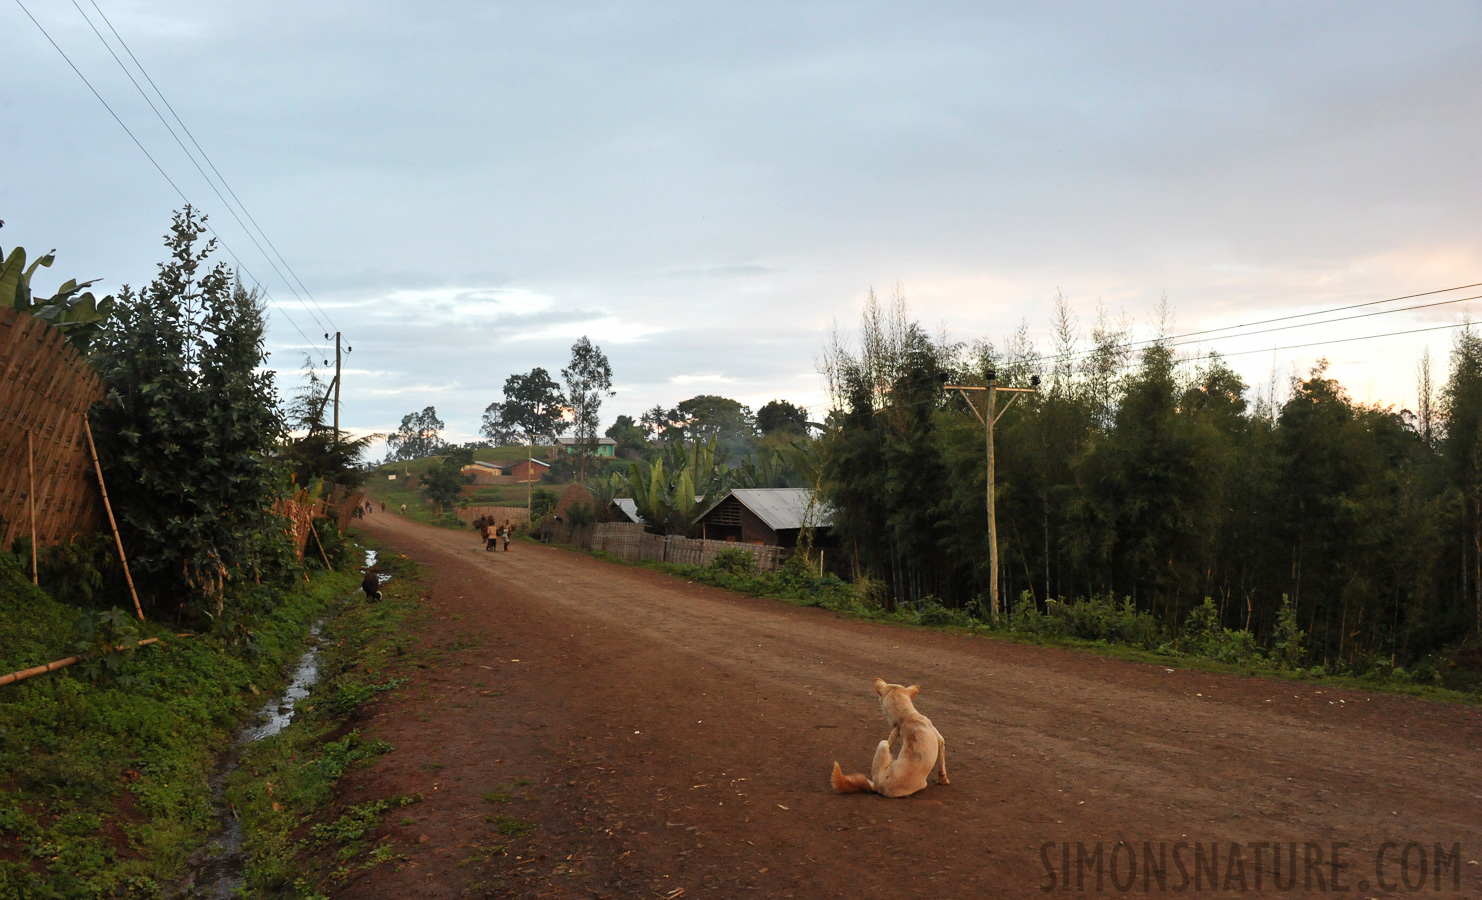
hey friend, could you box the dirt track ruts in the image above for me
[335,513,1482,898]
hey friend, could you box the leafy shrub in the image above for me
[710,547,758,576]
[530,488,559,521]
[915,599,977,629]
[1272,594,1305,670]
[566,501,596,528]
[1007,594,1163,648]
[68,607,142,683]
[1177,598,1264,664]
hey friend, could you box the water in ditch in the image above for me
[178,549,384,898]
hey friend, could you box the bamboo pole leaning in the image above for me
[82,414,144,622]
[0,637,161,688]
[309,517,334,571]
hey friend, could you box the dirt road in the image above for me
[338,514,1482,898]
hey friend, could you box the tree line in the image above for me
[820,289,1482,670]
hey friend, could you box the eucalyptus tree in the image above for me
[562,336,614,482]
[387,407,445,460]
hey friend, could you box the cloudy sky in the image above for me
[6,1,1481,444]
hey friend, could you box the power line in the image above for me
[82,0,340,334]
[1024,281,1482,368]
[69,0,334,341]
[873,311,1482,407]
[14,0,326,354]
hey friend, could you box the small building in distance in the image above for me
[507,457,550,483]
[460,460,507,484]
[693,488,835,549]
[550,436,617,458]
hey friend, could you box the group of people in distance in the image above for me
[477,516,514,553]
[352,500,387,519]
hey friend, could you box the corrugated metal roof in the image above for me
[612,498,643,523]
[698,488,834,531]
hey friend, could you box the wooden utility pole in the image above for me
[333,332,342,442]
[946,373,1039,621]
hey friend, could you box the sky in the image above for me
[5,1,1481,448]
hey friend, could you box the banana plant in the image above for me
[1,243,115,352]
[627,436,734,534]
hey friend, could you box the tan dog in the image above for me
[831,677,948,798]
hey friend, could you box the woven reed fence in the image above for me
[0,307,106,550]
[274,493,320,561]
[588,522,782,572]
[325,484,366,530]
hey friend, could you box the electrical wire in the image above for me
[1025,282,1482,368]
[82,0,340,335]
[868,311,1482,410]
[68,0,333,345]
[13,0,326,354]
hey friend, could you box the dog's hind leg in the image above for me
[870,739,893,788]
[887,726,899,750]
[936,732,949,785]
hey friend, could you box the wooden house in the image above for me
[693,488,834,549]
[507,457,550,483]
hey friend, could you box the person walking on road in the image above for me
[502,519,513,552]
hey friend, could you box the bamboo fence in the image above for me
[0,307,106,550]
[587,522,782,572]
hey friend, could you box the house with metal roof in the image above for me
[693,488,835,548]
[611,497,644,524]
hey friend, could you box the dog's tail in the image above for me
[830,761,874,794]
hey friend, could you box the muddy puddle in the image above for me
[177,549,385,898]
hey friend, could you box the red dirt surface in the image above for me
[338,514,1482,898]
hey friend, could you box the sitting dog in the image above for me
[830,677,948,798]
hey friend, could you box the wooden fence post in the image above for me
[82,415,144,622]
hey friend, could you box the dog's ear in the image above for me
[906,684,921,697]
[873,677,888,696]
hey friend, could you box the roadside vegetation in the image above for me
[226,540,426,896]
[1,209,387,896]
[0,545,356,897]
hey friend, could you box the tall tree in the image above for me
[281,354,374,487]
[562,336,614,482]
[387,407,445,460]
[675,395,756,457]
[757,399,810,435]
[91,207,285,617]
[483,367,567,445]
[1442,326,1482,637]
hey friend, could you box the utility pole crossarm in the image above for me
[944,379,1039,623]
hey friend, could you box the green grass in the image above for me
[0,551,358,898]
[225,537,429,894]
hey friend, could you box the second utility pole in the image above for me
[333,332,342,442]
[946,372,1038,622]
